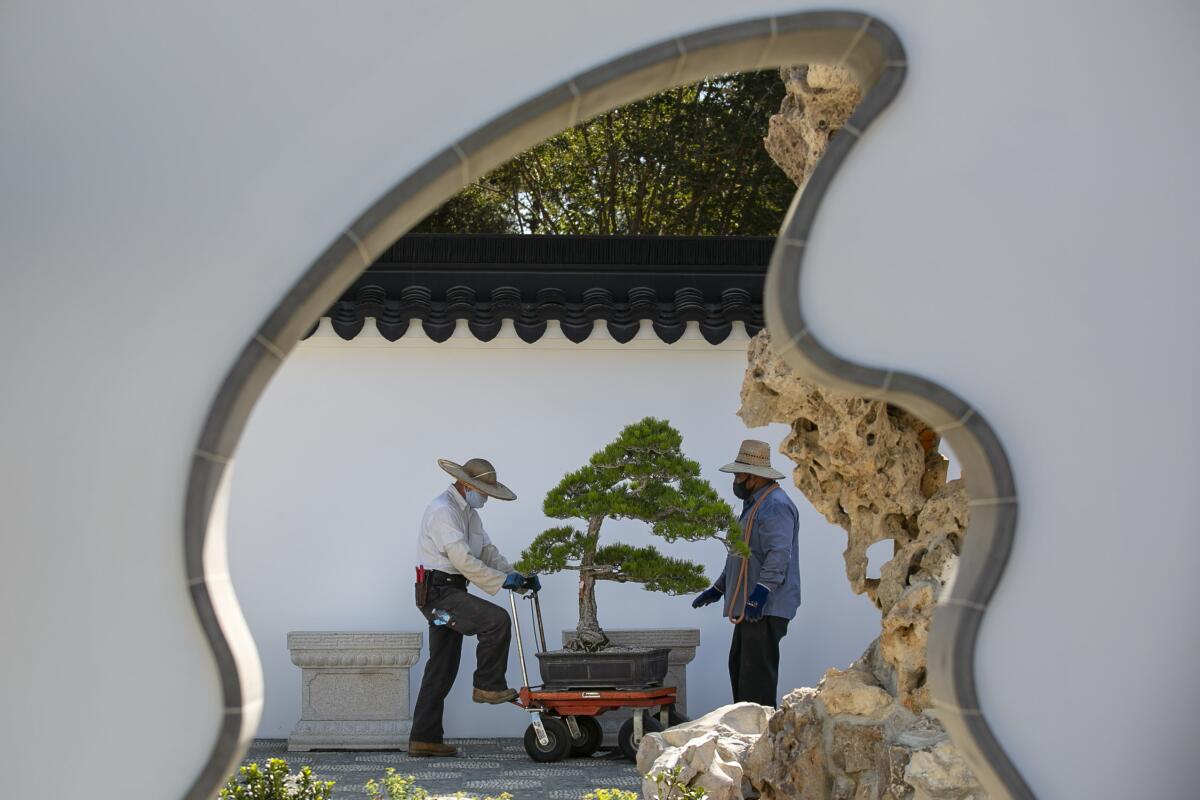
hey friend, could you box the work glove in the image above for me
[522,573,542,593]
[744,584,770,622]
[502,572,526,591]
[691,586,723,609]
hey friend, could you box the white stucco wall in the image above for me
[227,321,882,739]
[4,2,1199,798]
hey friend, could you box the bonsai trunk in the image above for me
[567,518,610,652]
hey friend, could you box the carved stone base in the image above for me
[286,631,423,752]
[287,719,412,751]
[559,628,699,746]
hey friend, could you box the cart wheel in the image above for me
[524,716,572,763]
[664,705,688,728]
[568,715,603,757]
[617,711,663,761]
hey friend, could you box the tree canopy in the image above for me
[413,71,794,236]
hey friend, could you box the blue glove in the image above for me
[691,587,723,609]
[522,573,542,593]
[744,584,770,622]
[502,572,525,591]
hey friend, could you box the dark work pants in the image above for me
[729,615,789,707]
[410,583,512,743]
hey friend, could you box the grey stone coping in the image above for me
[184,11,1031,800]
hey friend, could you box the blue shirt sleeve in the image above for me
[755,501,794,591]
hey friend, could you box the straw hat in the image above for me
[437,457,517,501]
[719,439,785,480]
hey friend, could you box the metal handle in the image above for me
[531,591,548,654]
[508,590,530,691]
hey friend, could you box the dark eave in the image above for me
[310,233,772,345]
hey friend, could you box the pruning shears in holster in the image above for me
[415,564,429,609]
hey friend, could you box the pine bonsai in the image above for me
[516,417,741,652]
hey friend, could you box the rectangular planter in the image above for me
[559,629,699,747]
[286,631,423,751]
[537,647,670,688]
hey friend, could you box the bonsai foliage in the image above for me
[517,417,739,651]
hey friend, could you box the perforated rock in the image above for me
[763,65,862,187]
[738,331,984,798]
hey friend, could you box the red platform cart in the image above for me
[506,590,685,762]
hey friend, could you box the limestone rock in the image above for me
[880,582,936,713]
[738,62,985,796]
[817,668,894,719]
[905,742,986,800]
[737,330,984,798]
[746,689,828,800]
[637,702,770,800]
[739,332,950,611]
[764,65,861,188]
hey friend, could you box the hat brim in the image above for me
[719,461,786,480]
[438,458,517,501]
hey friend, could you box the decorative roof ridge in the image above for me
[315,233,770,346]
[376,233,776,267]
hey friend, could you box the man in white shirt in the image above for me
[409,456,540,757]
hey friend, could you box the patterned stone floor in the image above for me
[240,739,642,799]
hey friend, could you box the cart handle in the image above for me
[528,590,548,654]
[507,590,531,691]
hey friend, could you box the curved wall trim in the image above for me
[185,11,1033,799]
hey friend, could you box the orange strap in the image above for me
[729,483,779,625]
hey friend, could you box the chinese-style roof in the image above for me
[310,233,772,345]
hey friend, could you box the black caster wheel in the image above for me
[524,715,572,762]
[567,715,604,757]
[617,710,663,761]
[664,705,688,727]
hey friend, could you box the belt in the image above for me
[428,569,469,588]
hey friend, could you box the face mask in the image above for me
[465,488,488,509]
[733,477,752,500]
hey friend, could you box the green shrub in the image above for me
[582,790,640,800]
[363,770,512,800]
[220,758,335,800]
[650,766,708,800]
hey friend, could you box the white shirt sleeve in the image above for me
[428,507,508,595]
[478,530,514,575]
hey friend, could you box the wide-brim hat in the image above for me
[719,439,785,480]
[438,457,517,501]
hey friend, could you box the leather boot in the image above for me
[472,686,518,704]
[407,740,458,757]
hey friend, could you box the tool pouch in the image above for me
[415,575,430,609]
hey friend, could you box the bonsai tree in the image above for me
[517,417,741,652]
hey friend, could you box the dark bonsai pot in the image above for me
[536,647,670,688]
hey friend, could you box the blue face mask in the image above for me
[464,488,488,509]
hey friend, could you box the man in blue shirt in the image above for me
[692,439,801,707]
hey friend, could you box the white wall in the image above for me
[228,321,881,738]
[4,2,1199,797]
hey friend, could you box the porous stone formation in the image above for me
[763,65,862,187]
[637,703,772,800]
[736,332,984,799]
[631,64,986,800]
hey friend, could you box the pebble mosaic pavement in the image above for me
[241,739,642,799]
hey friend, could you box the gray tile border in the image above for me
[941,500,1018,609]
[885,370,975,433]
[258,232,372,351]
[184,11,1033,800]
[194,336,284,460]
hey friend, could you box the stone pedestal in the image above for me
[287,631,422,751]
[559,628,699,745]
